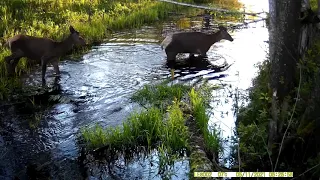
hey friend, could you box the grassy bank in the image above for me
[189,87,221,157]
[81,82,192,151]
[80,82,192,178]
[80,81,222,178]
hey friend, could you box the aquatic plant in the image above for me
[189,87,221,155]
[80,98,189,178]
[81,100,188,151]
[131,81,191,109]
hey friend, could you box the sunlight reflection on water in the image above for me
[207,0,269,168]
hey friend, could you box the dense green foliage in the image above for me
[235,38,320,177]
[235,59,272,169]
[310,0,318,10]
[193,0,241,10]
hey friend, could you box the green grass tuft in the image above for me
[81,99,189,152]
[189,87,221,153]
[131,82,191,109]
[81,81,224,177]
[81,106,163,150]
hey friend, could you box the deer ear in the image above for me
[69,26,76,34]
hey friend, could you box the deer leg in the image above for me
[4,55,14,64]
[41,57,48,84]
[5,57,20,77]
[52,58,60,76]
[196,48,207,58]
[189,53,195,59]
[4,55,14,76]
[10,58,21,75]
[166,51,177,61]
[200,51,207,57]
[5,51,23,76]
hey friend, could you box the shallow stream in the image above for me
[0,0,269,179]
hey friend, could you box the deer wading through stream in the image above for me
[160,26,234,61]
[4,26,86,85]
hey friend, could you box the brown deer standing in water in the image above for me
[4,26,86,84]
[160,26,234,61]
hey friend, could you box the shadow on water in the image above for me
[0,2,269,179]
[165,56,231,82]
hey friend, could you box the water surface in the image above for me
[0,1,269,179]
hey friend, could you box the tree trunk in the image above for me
[269,0,301,101]
[268,0,302,158]
[268,0,320,171]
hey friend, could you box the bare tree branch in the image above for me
[157,0,267,16]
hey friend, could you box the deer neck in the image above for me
[208,31,223,45]
[53,35,75,56]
